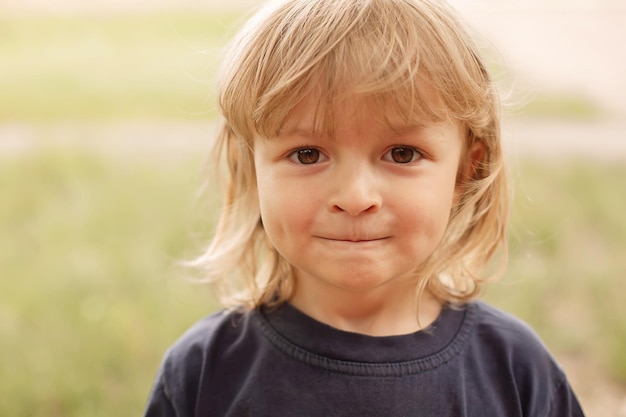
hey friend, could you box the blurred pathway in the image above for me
[502,119,626,160]
[1,120,625,160]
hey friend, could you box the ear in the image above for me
[454,141,485,203]
[462,141,485,180]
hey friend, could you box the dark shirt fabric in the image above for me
[143,301,585,417]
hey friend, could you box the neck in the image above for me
[289,278,442,337]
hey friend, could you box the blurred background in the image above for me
[1,0,625,416]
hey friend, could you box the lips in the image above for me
[317,236,390,243]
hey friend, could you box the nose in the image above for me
[328,164,382,216]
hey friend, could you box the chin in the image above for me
[327,272,403,293]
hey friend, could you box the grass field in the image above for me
[1,147,625,416]
[0,148,216,416]
[0,13,242,122]
[1,11,624,417]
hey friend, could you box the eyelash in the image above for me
[382,145,424,164]
[287,147,328,165]
[286,145,424,165]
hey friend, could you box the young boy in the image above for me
[144,0,585,415]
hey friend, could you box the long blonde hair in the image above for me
[193,0,510,309]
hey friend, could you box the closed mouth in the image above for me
[318,236,389,243]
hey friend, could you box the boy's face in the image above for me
[254,98,467,299]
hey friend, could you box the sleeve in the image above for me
[545,377,586,417]
[143,371,178,417]
[141,342,206,417]
[472,303,587,417]
[141,314,220,417]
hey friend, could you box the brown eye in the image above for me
[296,148,320,164]
[388,146,419,163]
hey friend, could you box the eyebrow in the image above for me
[388,124,427,136]
[275,127,328,141]
[278,123,428,139]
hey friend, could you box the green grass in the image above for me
[510,93,605,120]
[1,147,625,416]
[486,160,626,379]
[0,13,243,122]
[0,149,219,416]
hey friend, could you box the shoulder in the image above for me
[161,308,253,376]
[462,302,584,416]
[466,301,558,371]
[145,308,256,416]
[470,301,547,349]
[167,309,241,354]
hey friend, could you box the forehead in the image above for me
[275,85,450,140]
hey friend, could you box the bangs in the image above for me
[218,0,492,142]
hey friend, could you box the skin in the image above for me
[254,98,481,336]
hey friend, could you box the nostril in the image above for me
[331,200,381,216]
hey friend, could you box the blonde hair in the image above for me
[194,0,510,309]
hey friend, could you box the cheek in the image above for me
[256,177,283,230]
[399,202,448,238]
[395,180,457,239]
[256,174,312,243]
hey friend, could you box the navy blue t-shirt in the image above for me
[144,301,584,416]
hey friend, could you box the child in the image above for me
[144,0,585,415]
